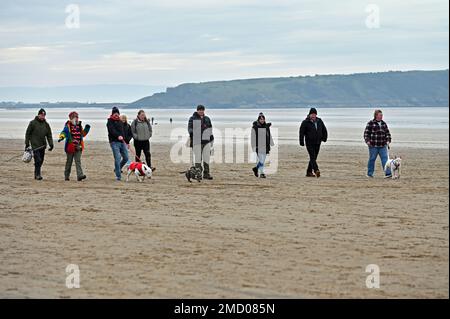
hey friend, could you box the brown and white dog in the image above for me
[125,161,153,182]
[384,156,402,180]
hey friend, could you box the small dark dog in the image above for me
[181,166,203,183]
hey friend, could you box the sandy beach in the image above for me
[0,138,448,298]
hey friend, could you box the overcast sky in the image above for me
[0,0,448,88]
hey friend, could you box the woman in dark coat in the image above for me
[251,113,274,178]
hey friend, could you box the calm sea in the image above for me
[0,107,448,148]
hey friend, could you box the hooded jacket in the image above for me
[188,112,214,147]
[131,118,153,141]
[107,114,125,143]
[25,116,54,149]
[251,121,274,154]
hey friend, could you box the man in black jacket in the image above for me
[299,108,328,178]
[188,105,214,180]
[107,107,129,181]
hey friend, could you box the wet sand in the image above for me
[0,139,448,298]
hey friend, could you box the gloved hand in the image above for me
[58,138,64,143]
[48,145,54,151]
[300,142,305,147]
[85,124,91,130]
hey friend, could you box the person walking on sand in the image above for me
[120,114,133,145]
[25,108,54,180]
[131,110,155,170]
[107,107,129,181]
[251,113,274,178]
[364,109,392,178]
[299,107,328,178]
[188,105,214,180]
[58,111,91,181]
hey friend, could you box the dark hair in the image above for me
[38,108,46,116]
[137,110,147,121]
[197,105,205,111]
[308,107,318,115]
[258,112,265,121]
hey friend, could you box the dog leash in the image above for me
[5,145,47,163]
[123,140,141,163]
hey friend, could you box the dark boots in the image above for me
[34,165,43,180]
[203,163,213,180]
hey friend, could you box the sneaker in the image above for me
[384,175,392,179]
[252,167,258,177]
[35,175,43,181]
[260,174,266,179]
[65,177,70,181]
[77,175,87,182]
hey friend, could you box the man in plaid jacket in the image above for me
[364,109,392,178]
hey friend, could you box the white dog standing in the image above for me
[125,161,153,182]
[384,156,402,179]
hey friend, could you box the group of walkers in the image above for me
[106,107,155,181]
[24,105,393,181]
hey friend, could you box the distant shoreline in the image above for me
[1,105,449,110]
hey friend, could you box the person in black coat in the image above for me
[187,105,214,180]
[120,114,134,145]
[251,113,274,178]
[299,108,328,178]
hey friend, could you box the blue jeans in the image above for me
[368,146,391,177]
[256,153,267,174]
[111,142,129,180]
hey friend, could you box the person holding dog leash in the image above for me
[107,107,129,181]
[364,109,392,178]
[131,110,155,170]
[58,111,91,181]
[25,108,54,180]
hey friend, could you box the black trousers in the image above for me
[33,148,45,177]
[306,143,321,173]
[134,140,152,166]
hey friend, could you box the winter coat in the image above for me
[59,121,90,153]
[299,116,328,146]
[364,120,392,147]
[107,114,125,143]
[123,122,133,144]
[188,112,214,147]
[131,118,152,141]
[251,121,274,154]
[25,116,54,149]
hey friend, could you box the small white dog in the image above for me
[384,156,402,180]
[125,161,153,182]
